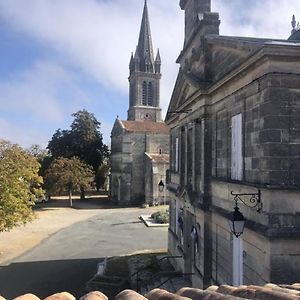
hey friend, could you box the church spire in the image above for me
[136,0,155,72]
[127,0,162,122]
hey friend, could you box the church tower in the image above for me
[128,0,162,122]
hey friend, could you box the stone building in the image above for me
[110,1,169,206]
[166,0,300,288]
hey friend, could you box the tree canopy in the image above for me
[0,140,43,231]
[45,157,94,206]
[48,109,109,172]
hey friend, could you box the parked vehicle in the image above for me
[35,196,48,204]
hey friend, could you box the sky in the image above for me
[0,0,300,149]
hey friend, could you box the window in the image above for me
[175,200,184,245]
[147,82,153,106]
[142,81,154,106]
[180,127,186,185]
[187,127,193,187]
[175,137,179,172]
[142,81,147,105]
[231,113,243,180]
[129,84,135,107]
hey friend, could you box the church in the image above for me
[167,0,300,289]
[110,1,169,206]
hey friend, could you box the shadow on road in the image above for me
[33,195,116,210]
[34,196,149,211]
[0,258,103,299]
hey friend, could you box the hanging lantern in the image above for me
[158,179,164,192]
[228,206,246,238]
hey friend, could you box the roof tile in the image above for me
[146,288,192,300]
[44,292,75,300]
[13,294,40,300]
[80,291,108,300]
[115,289,147,300]
[6,283,300,300]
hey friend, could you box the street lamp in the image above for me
[158,179,164,192]
[228,190,262,238]
[228,205,246,238]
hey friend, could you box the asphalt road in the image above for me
[0,205,168,299]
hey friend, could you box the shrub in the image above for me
[151,211,169,224]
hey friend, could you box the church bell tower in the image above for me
[127,0,162,122]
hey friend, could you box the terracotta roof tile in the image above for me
[115,290,147,300]
[7,283,300,300]
[44,292,75,300]
[145,153,169,163]
[80,291,108,300]
[120,120,169,134]
[13,295,40,300]
[146,288,191,300]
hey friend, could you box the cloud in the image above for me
[0,117,49,148]
[0,61,90,123]
[213,0,300,39]
[0,0,183,109]
[0,0,300,147]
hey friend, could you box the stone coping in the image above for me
[139,215,169,227]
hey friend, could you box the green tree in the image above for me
[47,109,109,198]
[45,157,94,207]
[0,140,43,231]
[95,160,110,191]
[48,110,109,171]
[27,144,48,160]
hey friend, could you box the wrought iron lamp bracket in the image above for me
[230,190,262,212]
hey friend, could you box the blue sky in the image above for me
[0,0,299,148]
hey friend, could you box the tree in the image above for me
[95,160,110,191]
[48,110,109,171]
[0,140,43,231]
[27,144,48,160]
[47,110,109,198]
[45,157,94,207]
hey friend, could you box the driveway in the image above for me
[0,199,168,299]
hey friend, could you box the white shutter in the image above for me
[231,114,243,180]
[175,200,179,234]
[175,137,179,172]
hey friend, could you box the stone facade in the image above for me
[167,0,300,288]
[110,1,169,206]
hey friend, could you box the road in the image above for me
[0,200,168,299]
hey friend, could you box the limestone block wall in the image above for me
[211,72,300,187]
[211,212,271,286]
[146,134,169,154]
[129,133,147,204]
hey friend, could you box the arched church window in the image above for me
[142,81,147,105]
[147,82,153,106]
[129,84,135,107]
